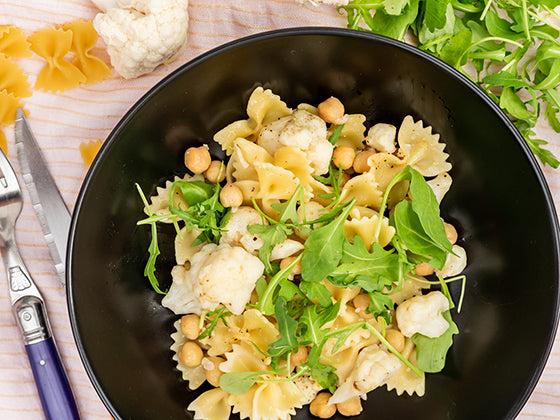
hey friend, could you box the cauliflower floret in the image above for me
[257,109,333,175]
[162,243,264,315]
[219,206,264,254]
[437,245,467,278]
[329,345,401,404]
[92,0,189,78]
[396,291,450,338]
[365,123,397,154]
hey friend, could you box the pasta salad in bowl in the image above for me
[137,87,467,420]
[67,28,560,420]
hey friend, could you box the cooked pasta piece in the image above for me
[170,320,206,390]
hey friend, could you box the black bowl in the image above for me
[67,28,560,420]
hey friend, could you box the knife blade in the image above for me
[14,108,71,284]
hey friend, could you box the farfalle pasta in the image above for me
[138,87,467,419]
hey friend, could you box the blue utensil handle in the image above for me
[25,337,80,420]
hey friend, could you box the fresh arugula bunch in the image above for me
[339,0,560,167]
[136,178,230,294]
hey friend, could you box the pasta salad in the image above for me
[136,87,467,420]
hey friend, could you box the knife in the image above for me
[15,108,71,285]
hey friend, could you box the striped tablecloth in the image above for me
[0,1,559,419]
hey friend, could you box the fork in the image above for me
[0,148,80,420]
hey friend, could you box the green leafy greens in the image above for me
[340,0,560,167]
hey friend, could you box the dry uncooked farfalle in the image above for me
[0,26,32,58]
[29,27,86,92]
[0,90,25,125]
[0,55,32,98]
[61,20,112,84]
[79,139,103,166]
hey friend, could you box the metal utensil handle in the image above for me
[3,239,80,420]
[25,337,80,420]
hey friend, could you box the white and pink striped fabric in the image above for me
[0,1,559,419]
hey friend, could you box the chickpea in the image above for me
[332,146,355,170]
[385,329,405,353]
[352,149,376,173]
[180,314,200,340]
[309,392,336,419]
[290,346,308,367]
[219,183,244,208]
[444,222,458,244]
[353,294,374,320]
[203,356,225,387]
[205,160,226,184]
[280,256,302,276]
[336,398,363,417]
[318,97,345,124]
[184,146,211,174]
[415,262,434,276]
[178,341,203,367]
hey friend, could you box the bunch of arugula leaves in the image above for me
[339,0,560,167]
[219,164,463,395]
[136,179,230,294]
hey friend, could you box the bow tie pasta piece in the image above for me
[29,27,86,92]
[0,27,32,58]
[169,319,206,390]
[214,87,292,154]
[226,138,273,183]
[273,146,315,195]
[0,90,26,125]
[78,139,103,167]
[223,343,313,420]
[188,388,231,420]
[0,55,32,99]
[62,20,112,85]
[340,171,383,210]
[0,129,6,154]
[330,113,367,150]
[397,115,452,177]
[343,210,395,249]
[385,337,426,397]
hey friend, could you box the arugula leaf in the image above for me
[267,297,299,357]
[219,371,269,395]
[412,310,459,372]
[301,200,355,283]
[197,307,231,340]
[391,200,449,269]
[309,363,338,393]
[257,254,303,315]
[135,183,167,294]
[328,123,345,145]
[367,290,395,324]
[330,237,400,290]
[298,302,341,346]
[249,186,304,272]
[423,0,450,32]
[380,166,452,269]
[299,281,333,307]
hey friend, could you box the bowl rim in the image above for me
[67,26,560,420]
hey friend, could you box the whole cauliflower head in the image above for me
[396,291,450,338]
[92,0,189,78]
[257,109,333,175]
[162,243,264,315]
